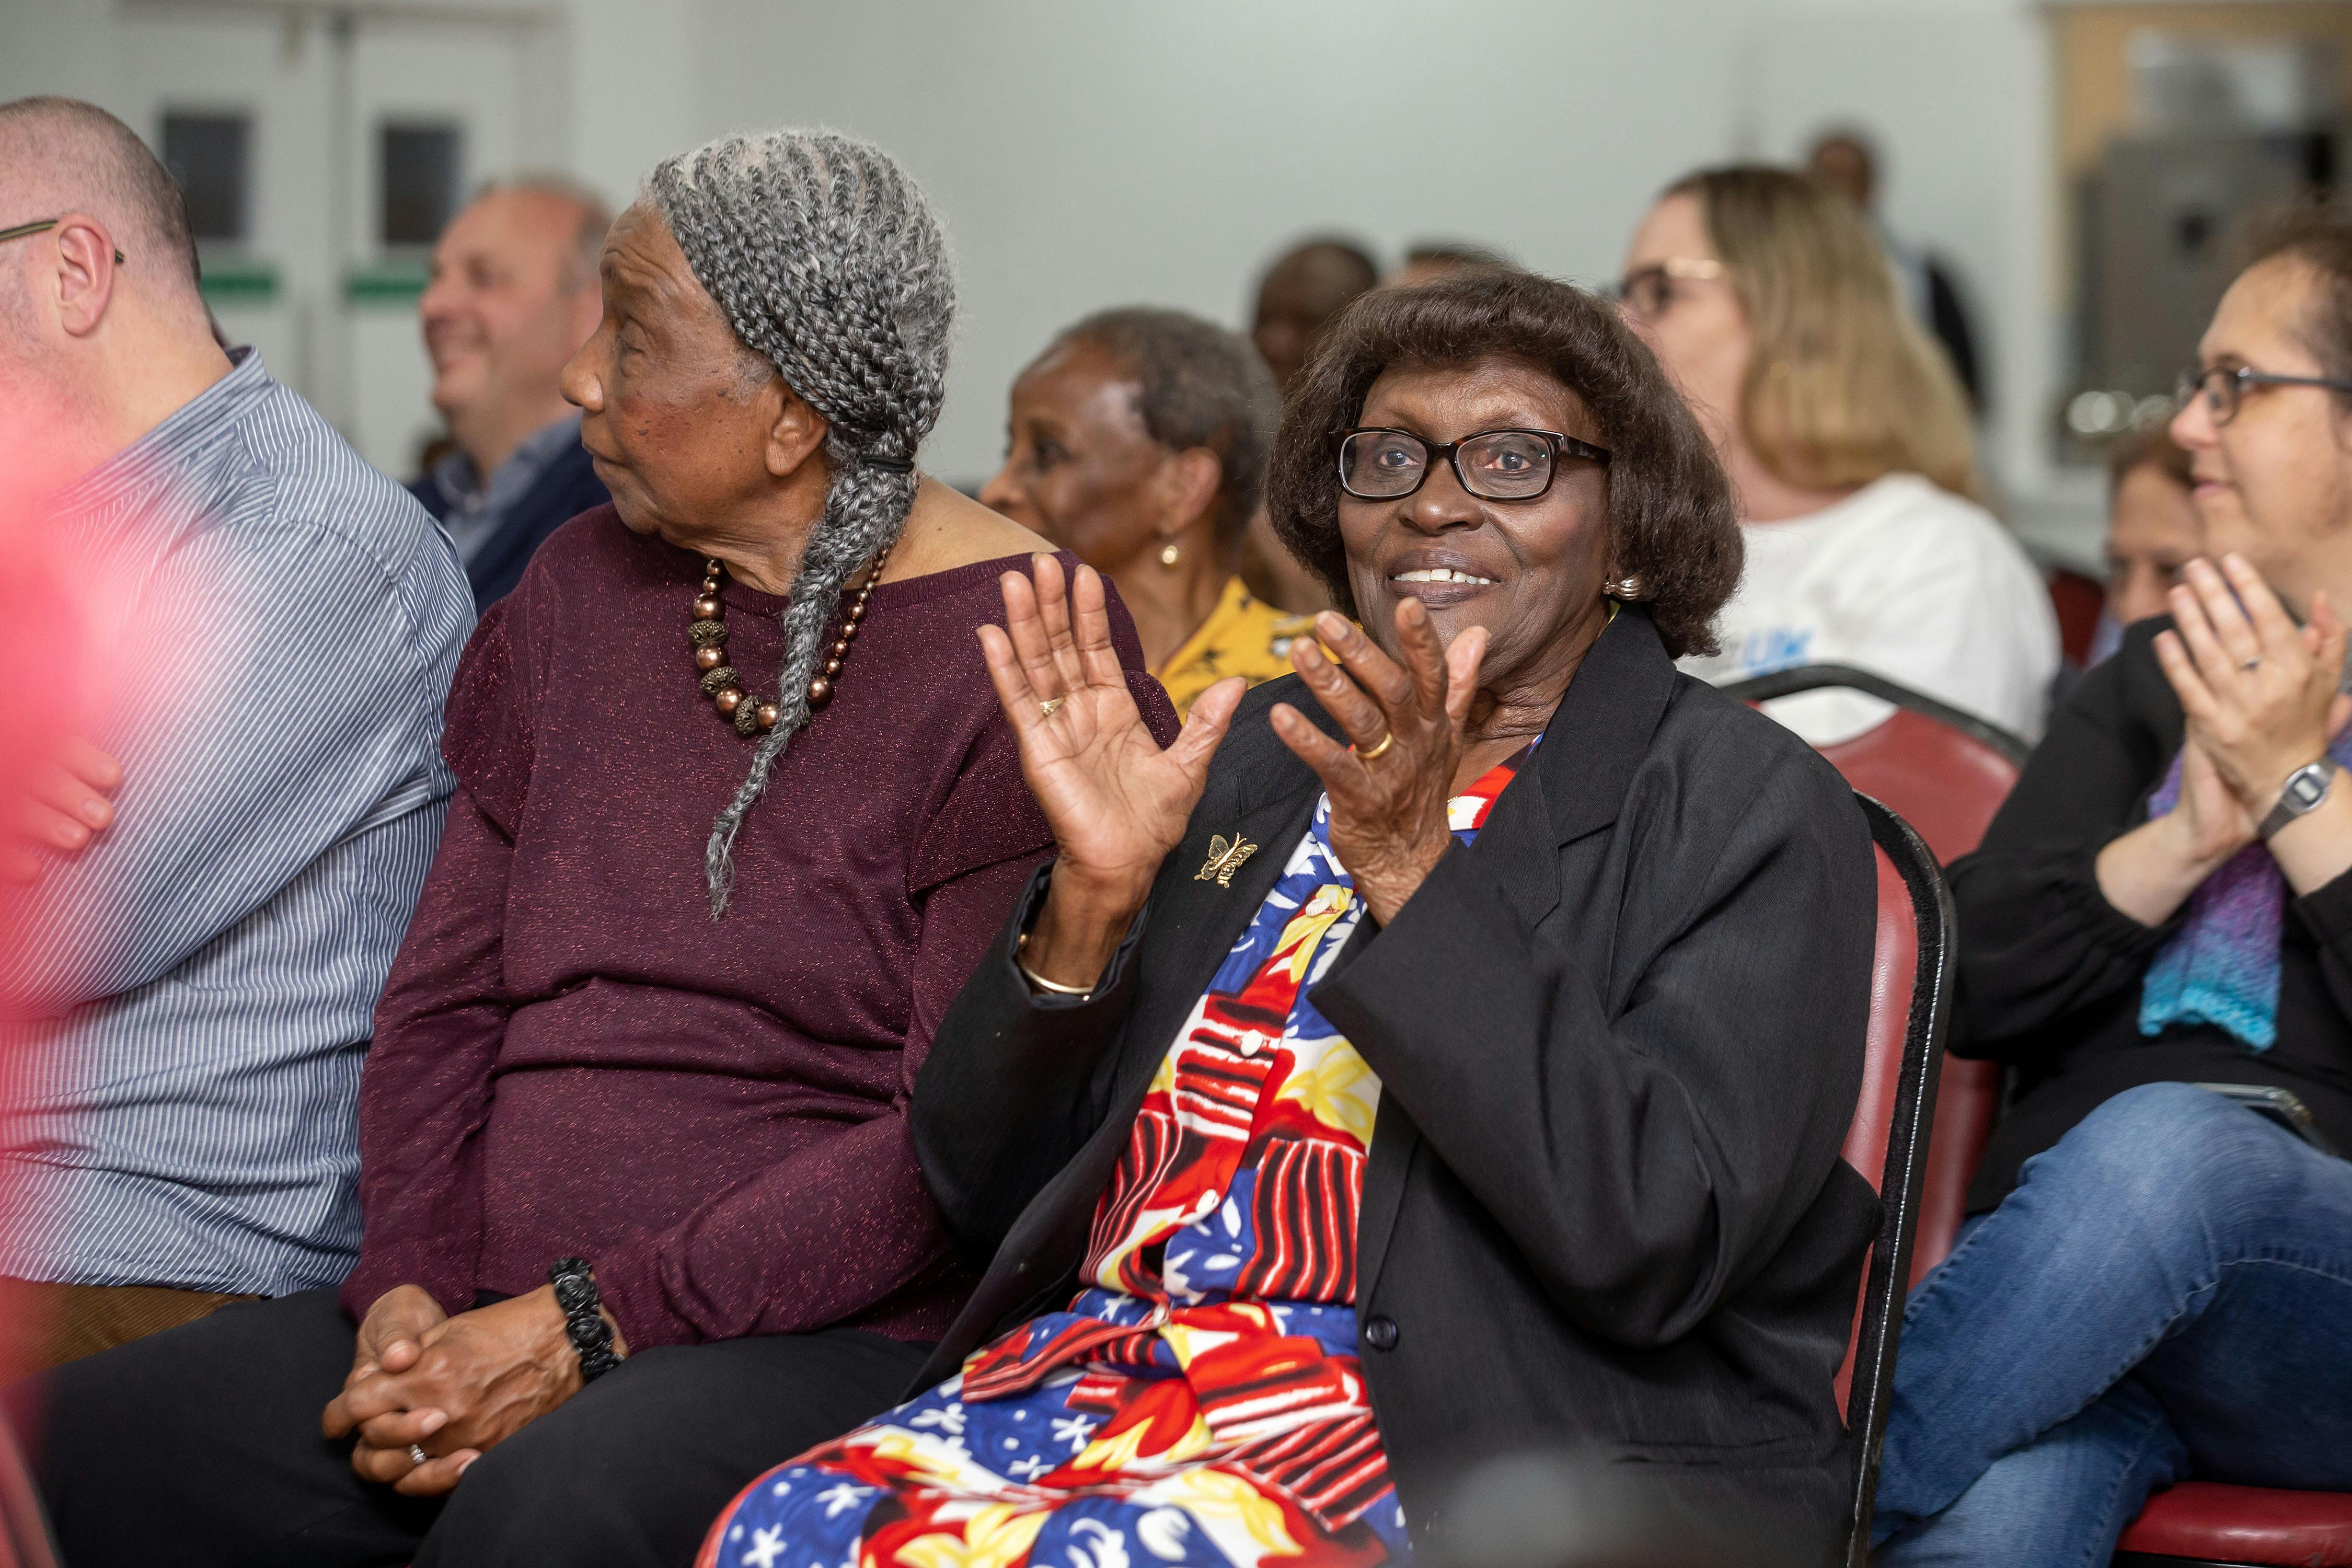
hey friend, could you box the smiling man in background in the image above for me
[408,176,610,607]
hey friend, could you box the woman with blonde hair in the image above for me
[1619,164,2057,744]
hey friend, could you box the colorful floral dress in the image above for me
[699,750,1530,1568]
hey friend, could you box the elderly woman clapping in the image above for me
[705,273,1882,1565]
[25,132,1172,1568]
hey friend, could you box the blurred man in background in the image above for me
[0,96,469,1368]
[408,176,610,608]
[1387,238,1515,287]
[1810,127,1985,410]
[1248,234,1377,393]
[1239,235,1376,612]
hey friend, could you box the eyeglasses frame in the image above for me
[1337,425,1613,504]
[1611,256,1726,320]
[0,218,125,267]
[2178,364,2352,426]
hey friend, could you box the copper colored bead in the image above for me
[695,645,724,672]
[823,656,841,676]
[693,595,722,620]
[700,666,740,697]
[806,676,833,709]
[841,621,858,642]
[756,702,779,730]
[714,686,744,716]
[831,639,849,658]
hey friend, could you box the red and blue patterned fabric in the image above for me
[698,749,1530,1568]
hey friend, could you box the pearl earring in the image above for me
[1159,540,1181,569]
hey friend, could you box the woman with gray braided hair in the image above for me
[27,129,1174,1568]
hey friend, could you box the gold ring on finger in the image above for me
[1039,697,1064,719]
[1352,731,1396,761]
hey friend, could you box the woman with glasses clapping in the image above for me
[1871,207,2352,1566]
[1618,165,2058,746]
[699,271,1881,1567]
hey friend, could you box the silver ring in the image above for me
[408,1444,429,1469]
[1038,697,1064,719]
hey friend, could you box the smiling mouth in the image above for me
[1391,568,1496,586]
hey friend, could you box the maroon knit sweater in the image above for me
[341,507,1172,1349]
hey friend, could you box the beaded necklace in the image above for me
[686,545,890,735]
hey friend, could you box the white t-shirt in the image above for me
[1678,474,2060,746]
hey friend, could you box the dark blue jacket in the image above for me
[407,435,609,610]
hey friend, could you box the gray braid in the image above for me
[648,129,954,914]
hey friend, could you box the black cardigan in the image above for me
[907,608,1880,1561]
[1950,617,2352,1212]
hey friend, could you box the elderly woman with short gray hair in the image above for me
[20,130,1171,1568]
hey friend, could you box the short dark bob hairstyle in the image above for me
[1266,270,1743,659]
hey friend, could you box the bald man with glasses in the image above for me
[0,96,470,1369]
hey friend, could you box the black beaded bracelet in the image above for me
[548,1256,622,1383]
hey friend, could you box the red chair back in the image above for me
[1818,708,2018,1284]
[1727,666,2025,1286]
[1832,799,1952,1568]
[2050,568,2106,667]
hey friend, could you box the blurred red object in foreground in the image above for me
[0,518,79,1408]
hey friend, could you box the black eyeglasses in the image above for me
[2178,364,2352,426]
[0,218,125,267]
[1338,426,1611,502]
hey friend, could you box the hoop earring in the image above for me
[1607,573,1643,601]
[1158,540,1181,569]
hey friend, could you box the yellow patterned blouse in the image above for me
[1154,575,1320,718]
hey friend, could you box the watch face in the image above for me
[2293,770,2330,808]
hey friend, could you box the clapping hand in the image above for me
[1270,597,1485,927]
[2154,554,2351,830]
[976,555,1244,988]
[2103,553,2352,924]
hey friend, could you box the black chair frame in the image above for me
[1843,796,1956,1567]
[1722,664,2031,768]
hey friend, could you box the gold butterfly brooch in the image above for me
[1195,832,1259,888]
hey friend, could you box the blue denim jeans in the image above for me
[1870,1081,2352,1566]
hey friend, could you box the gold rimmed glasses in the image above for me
[1611,257,1726,323]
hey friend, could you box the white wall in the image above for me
[3,0,2095,556]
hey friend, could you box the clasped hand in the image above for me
[2152,555,2349,864]
[3,735,120,883]
[977,557,1485,993]
[321,1283,604,1496]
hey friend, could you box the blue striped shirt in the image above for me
[0,350,472,1295]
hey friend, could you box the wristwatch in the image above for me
[2259,760,2338,839]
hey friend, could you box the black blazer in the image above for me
[908,607,1882,1561]
[408,435,609,610]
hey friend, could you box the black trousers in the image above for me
[7,1287,929,1568]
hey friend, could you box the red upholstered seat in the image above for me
[2115,1482,2352,1566]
